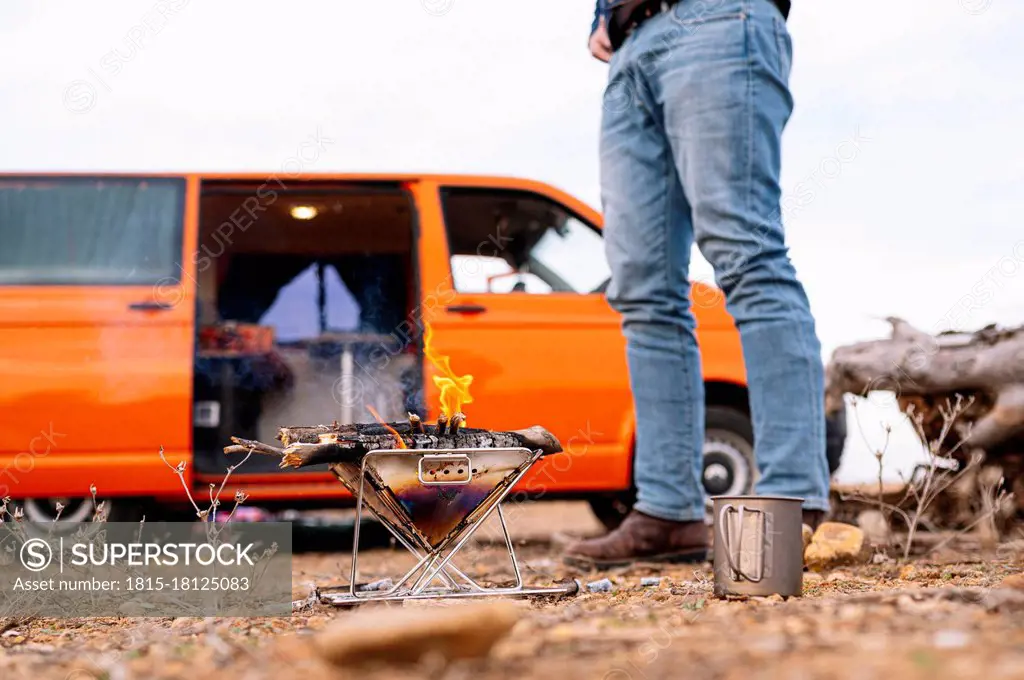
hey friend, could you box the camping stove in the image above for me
[225,417,578,605]
[320,443,578,605]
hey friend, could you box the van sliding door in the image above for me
[0,175,197,498]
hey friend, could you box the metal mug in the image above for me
[712,495,804,598]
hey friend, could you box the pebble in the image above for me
[640,577,662,587]
[360,578,394,592]
[999,573,1024,591]
[933,629,970,649]
[312,601,520,666]
[586,578,614,593]
[804,522,871,572]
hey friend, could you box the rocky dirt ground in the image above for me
[2,501,1024,680]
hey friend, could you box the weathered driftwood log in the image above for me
[223,422,562,469]
[825,318,1024,452]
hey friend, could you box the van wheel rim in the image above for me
[22,497,94,523]
[702,429,753,505]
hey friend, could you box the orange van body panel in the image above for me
[0,172,745,505]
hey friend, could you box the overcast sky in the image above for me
[2,0,1021,481]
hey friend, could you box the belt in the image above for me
[608,0,790,51]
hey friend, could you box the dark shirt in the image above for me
[590,0,789,36]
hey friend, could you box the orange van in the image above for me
[0,173,842,527]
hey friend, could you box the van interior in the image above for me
[191,181,422,475]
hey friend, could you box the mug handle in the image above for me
[718,503,765,583]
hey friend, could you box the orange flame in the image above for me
[423,323,473,421]
[366,404,407,449]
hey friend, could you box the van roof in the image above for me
[0,172,601,223]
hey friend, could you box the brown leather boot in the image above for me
[563,511,709,569]
[802,510,825,531]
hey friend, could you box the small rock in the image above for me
[999,573,1024,591]
[872,552,893,565]
[802,524,814,551]
[933,629,970,649]
[804,522,870,572]
[856,509,891,546]
[312,601,521,666]
[640,577,662,588]
[765,593,785,603]
[586,578,614,593]
[25,644,55,653]
[360,578,394,592]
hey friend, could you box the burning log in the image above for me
[408,412,425,435]
[224,422,562,469]
[436,412,449,436]
[825,318,1024,452]
[450,412,466,436]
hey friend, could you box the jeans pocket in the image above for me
[773,16,792,81]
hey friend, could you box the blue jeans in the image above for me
[600,0,831,521]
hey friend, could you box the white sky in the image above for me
[2,0,1021,483]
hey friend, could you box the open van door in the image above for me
[0,175,198,504]
[413,180,634,496]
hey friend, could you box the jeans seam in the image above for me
[661,143,687,496]
[744,18,754,277]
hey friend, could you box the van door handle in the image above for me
[128,301,174,312]
[445,304,487,315]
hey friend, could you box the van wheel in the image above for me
[19,497,145,535]
[588,406,756,532]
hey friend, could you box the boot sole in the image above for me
[563,548,708,571]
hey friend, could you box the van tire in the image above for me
[20,497,147,536]
[588,406,756,532]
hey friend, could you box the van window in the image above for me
[440,188,610,295]
[0,177,184,285]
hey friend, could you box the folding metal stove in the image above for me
[319,443,577,605]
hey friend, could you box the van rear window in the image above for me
[0,177,184,285]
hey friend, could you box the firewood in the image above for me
[826,318,1024,450]
[222,438,285,457]
[225,423,562,469]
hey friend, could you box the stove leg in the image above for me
[497,504,524,590]
[347,466,461,598]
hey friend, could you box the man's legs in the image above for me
[651,0,831,511]
[599,46,706,525]
[565,25,715,569]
